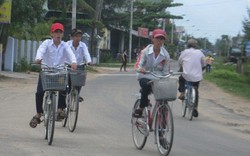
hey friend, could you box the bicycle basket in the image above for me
[151,78,178,101]
[41,70,68,91]
[69,70,87,87]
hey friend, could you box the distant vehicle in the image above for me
[228,47,245,63]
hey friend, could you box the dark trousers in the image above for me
[178,75,200,108]
[139,78,152,108]
[206,64,211,72]
[120,61,127,71]
[35,75,66,114]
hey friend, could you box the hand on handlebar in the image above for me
[71,63,77,70]
[138,68,147,74]
[35,59,42,64]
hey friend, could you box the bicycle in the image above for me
[131,71,181,156]
[62,63,87,132]
[39,63,69,145]
[181,81,198,121]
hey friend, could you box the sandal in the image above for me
[133,108,143,117]
[29,116,41,128]
[79,96,84,102]
[56,110,65,121]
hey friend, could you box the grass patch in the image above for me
[204,57,250,100]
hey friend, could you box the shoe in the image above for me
[29,115,41,128]
[178,92,185,100]
[57,110,65,121]
[193,109,199,117]
[79,96,84,102]
[133,108,143,117]
[159,137,168,149]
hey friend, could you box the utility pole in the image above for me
[129,0,133,63]
[171,20,174,44]
[72,0,77,29]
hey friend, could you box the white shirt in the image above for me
[67,40,92,65]
[35,39,77,67]
[178,48,206,82]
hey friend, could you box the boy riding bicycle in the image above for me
[29,22,77,128]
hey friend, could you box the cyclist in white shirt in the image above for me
[67,28,92,101]
[67,28,92,65]
[178,39,206,117]
[29,23,77,128]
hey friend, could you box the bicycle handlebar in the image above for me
[31,62,70,71]
[137,70,182,79]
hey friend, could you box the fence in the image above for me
[3,36,113,72]
[4,37,41,71]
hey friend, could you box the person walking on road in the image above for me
[29,22,77,128]
[120,49,128,72]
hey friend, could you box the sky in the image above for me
[168,0,250,44]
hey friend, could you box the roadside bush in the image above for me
[207,70,246,83]
[14,58,30,72]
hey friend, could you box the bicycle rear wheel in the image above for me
[68,88,79,132]
[187,87,195,121]
[46,93,56,145]
[155,103,174,156]
[62,92,70,127]
[131,99,148,150]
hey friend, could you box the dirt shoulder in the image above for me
[199,80,250,135]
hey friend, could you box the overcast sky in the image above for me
[168,0,250,44]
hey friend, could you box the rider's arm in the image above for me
[82,42,92,64]
[35,39,50,64]
[64,43,77,70]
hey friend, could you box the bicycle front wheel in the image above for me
[46,93,56,145]
[131,99,148,150]
[155,103,174,156]
[68,88,79,132]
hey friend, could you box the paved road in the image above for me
[0,69,249,156]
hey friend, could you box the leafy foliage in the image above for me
[9,0,46,39]
[243,8,250,42]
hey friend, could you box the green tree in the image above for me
[242,8,250,42]
[9,0,46,39]
[0,0,4,5]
